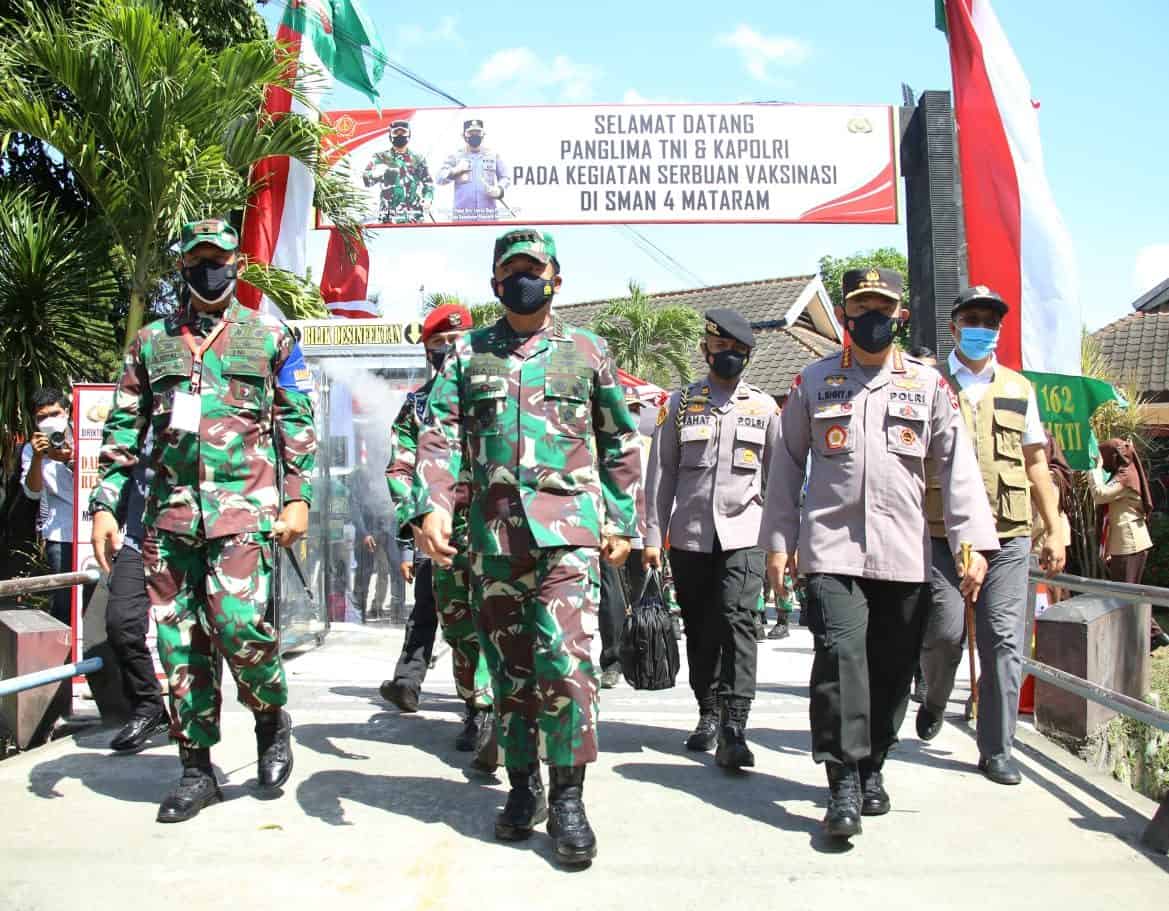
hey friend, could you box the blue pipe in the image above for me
[0,657,104,697]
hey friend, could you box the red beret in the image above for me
[422,303,472,343]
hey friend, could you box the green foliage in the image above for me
[590,283,704,388]
[0,0,368,349]
[817,248,910,310]
[470,302,503,327]
[0,186,117,469]
[239,262,328,321]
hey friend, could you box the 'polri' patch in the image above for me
[277,343,314,393]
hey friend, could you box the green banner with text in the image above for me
[1023,371,1120,470]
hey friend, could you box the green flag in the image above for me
[1023,371,1121,469]
[283,0,385,106]
[936,0,948,34]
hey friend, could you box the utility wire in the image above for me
[264,0,705,288]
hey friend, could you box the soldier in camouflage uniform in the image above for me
[91,218,317,824]
[362,120,434,225]
[413,229,643,866]
[383,304,496,768]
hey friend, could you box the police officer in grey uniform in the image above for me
[760,268,998,839]
[645,308,780,770]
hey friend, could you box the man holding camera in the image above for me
[21,387,77,626]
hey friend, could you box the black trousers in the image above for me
[598,559,627,671]
[104,547,164,718]
[806,573,925,765]
[670,543,763,703]
[391,559,437,687]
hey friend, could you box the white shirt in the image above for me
[947,351,1046,446]
[20,443,75,543]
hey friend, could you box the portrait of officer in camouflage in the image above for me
[413,228,642,866]
[91,217,317,824]
[362,119,434,224]
[383,303,496,770]
[760,267,998,840]
[644,308,780,771]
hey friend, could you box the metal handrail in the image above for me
[0,569,100,598]
[1024,569,1169,852]
[0,658,103,697]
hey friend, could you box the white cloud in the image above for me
[473,48,600,103]
[1134,243,1169,296]
[393,16,462,55]
[715,24,810,83]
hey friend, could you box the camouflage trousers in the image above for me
[471,546,600,769]
[433,548,493,708]
[142,530,287,748]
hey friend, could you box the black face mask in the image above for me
[848,309,898,353]
[427,344,451,373]
[182,260,237,305]
[467,134,483,148]
[498,273,553,315]
[391,135,409,148]
[707,349,749,380]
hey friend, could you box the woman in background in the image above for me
[1090,438,1166,651]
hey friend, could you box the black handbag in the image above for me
[619,569,680,690]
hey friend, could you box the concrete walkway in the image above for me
[1,621,1165,910]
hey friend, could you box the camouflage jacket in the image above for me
[386,377,470,551]
[91,300,318,539]
[362,149,434,223]
[411,316,644,555]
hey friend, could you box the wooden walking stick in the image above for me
[960,542,978,721]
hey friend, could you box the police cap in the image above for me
[842,267,903,303]
[703,308,754,347]
[389,119,410,132]
[952,284,1009,318]
[463,118,485,131]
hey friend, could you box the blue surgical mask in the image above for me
[958,327,999,360]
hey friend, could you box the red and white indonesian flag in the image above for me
[239,0,383,317]
[941,0,1080,375]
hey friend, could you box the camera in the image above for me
[48,429,69,449]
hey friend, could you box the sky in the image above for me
[261,0,1169,332]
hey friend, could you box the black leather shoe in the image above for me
[600,666,621,689]
[547,766,597,866]
[380,679,420,713]
[1152,632,1169,653]
[255,709,293,790]
[455,703,487,752]
[859,759,891,816]
[767,617,790,640]
[110,708,169,753]
[916,705,944,741]
[495,766,547,841]
[685,712,719,752]
[824,763,862,838]
[157,747,221,823]
[978,755,1022,785]
[470,710,498,773]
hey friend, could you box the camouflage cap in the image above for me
[493,228,558,269]
[180,217,239,254]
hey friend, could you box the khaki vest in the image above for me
[926,363,1032,539]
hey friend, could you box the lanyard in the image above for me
[180,320,227,394]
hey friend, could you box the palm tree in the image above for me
[0,0,367,349]
[591,282,704,387]
[0,187,118,470]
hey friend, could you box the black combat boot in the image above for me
[495,765,547,841]
[255,708,293,790]
[380,679,420,713]
[156,745,222,823]
[547,766,597,866]
[824,762,863,838]
[685,693,719,752]
[455,702,488,752]
[859,754,891,816]
[715,697,755,769]
[470,709,498,773]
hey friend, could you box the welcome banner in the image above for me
[320,103,898,228]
